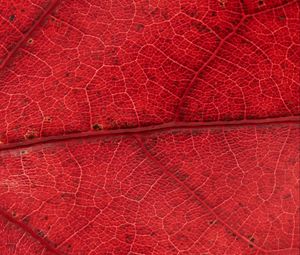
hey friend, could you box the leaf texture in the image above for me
[0,0,299,254]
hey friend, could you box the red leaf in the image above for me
[0,0,299,254]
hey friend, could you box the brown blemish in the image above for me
[248,236,255,248]
[92,123,103,131]
[36,229,45,237]
[226,229,236,237]
[219,0,226,8]
[135,23,144,32]
[20,149,28,155]
[198,72,204,78]
[112,57,119,65]
[208,220,217,225]
[44,116,52,123]
[278,15,285,20]
[258,0,264,6]
[150,231,157,237]
[192,21,210,33]
[150,7,159,17]
[22,216,30,224]
[282,193,292,200]
[125,234,134,243]
[24,130,36,140]
[27,38,34,44]
[9,14,15,22]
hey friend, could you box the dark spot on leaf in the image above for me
[248,236,255,248]
[43,215,48,220]
[211,11,217,17]
[21,9,25,13]
[227,230,236,237]
[198,72,204,78]
[11,211,17,217]
[278,15,285,20]
[213,25,221,33]
[150,231,157,236]
[258,0,264,6]
[175,170,189,181]
[232,20,239,25]
[225,27,233,33]
[192,21,210,33]
[36,229,45,237]
[135,23,144,32]
[67,244,72,249]
[20,150,28,155]
[243,17,251,25]
[125,234,134,243]
[45,117,52,123]
[209,220,217,225]
[150,7,159,17]
[283,193,292,199]
[173,80,179,87]
[147,74,157,81]
[112,57,119,65]
[25,131,35,140]
[92,123,103,131]
[219,0,226,8]
[9,15,15,22]
[23,216,30,224]
[27,38,33,44]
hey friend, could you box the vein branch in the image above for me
[0,0,61,70]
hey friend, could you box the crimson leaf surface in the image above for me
[0,0,299,254]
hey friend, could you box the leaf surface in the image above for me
[0,0,299,254]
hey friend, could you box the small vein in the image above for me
[174,16,246,120]
[0,0,61,70]
[134,135,268,252]
[0,208,62,255]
